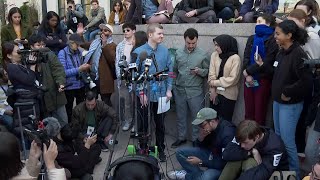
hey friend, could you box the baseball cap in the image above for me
[192,108,217,125]
[69,33,84,44]
[99,24,114,33]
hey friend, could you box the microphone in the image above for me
[138,51,148,72]
[151,68,169,77]
[17,47,50,54]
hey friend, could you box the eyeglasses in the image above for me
[100,29,109,32]
[123,29,131,33]
[312,165,320,180]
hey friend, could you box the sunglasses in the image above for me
[100,29,110,32]
[123,29,131,33]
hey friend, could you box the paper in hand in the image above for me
[157,96,170,114]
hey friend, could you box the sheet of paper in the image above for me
[157,96,170,114]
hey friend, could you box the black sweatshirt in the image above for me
[271,42,313,104]
[222,128,289,180]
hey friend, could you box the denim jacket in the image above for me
[133,43,173,102]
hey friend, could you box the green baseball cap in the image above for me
[192,108,217,125]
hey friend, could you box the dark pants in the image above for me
[210,94,236,122]
[101,93,112,107]
[296,92,312,153]
[96,116,113,140]
[71,143,101,177]
[244,79,271,125]
[217,7,234,20]
[137,100,165,152]
[177,10,216,23]
[65,88,85,123]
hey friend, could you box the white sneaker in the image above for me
[167,170,186,180]
[122,120,132,131]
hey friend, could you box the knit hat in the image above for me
[43,117,61,137]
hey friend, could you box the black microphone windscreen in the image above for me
[131,53,138,63]
[139,51,148,61]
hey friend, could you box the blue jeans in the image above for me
[273,101,303,178]
[0,114,13,130]
[176,147,222,180]
[84,29,100,42]
[217,7,234,20]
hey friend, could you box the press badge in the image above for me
[86,126,95,136]
[72,17,78,23]
[273,61,278,67]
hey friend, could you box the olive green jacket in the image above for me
[40,52,67,112]
[1,23,32,45]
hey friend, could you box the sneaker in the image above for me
[100,143,109,152]
[171,139,187,148]
[122,120,132,131]
[159,151,167,162]
[131,126,135,133]
[167,170,186,180]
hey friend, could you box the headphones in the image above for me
[107,154,160,180]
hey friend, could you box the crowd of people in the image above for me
[1,0,320,179]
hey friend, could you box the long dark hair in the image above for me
[132,31,148,51]
[40,11,62,34]
[7,7,22,25]
[113,0,124,12]
[277,20,309,45]
[0,132,24,180]
[1,42,16,70]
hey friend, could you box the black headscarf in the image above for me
[213,34,238,79]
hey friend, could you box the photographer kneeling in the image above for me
[0,131,66,179]
[44,117,101,179]
[28,34,68,127]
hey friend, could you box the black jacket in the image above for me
[243,35,278,80]
[306,72,320,132]
[195,119,236,169]
[55,138,101,178]
[214,0,241,12]
[182,0,214,15]
[222,128,289,180]
[272,42,313,104]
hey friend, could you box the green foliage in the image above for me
[20,2,39,27]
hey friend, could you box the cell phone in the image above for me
[90,131,96,137]
[245,80,259,88]
[255,46,259,61]
[190,68,195,71]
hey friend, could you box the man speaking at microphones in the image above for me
[115,22,136,131]
[28,34,68,127]
[133,24,173,162]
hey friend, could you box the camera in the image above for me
[23,115,50,149]
[303,58,320,68]
[79,72,96,89]
[18,48,50,65]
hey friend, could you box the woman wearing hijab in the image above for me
[208,34,241,121]
[243,13,278,125]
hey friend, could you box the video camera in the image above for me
[17,48,50,65]
[23,115,50,149]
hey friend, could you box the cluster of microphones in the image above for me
[118,51,170,85]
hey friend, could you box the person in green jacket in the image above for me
[1,7,32,47]
[28,34,68,127]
